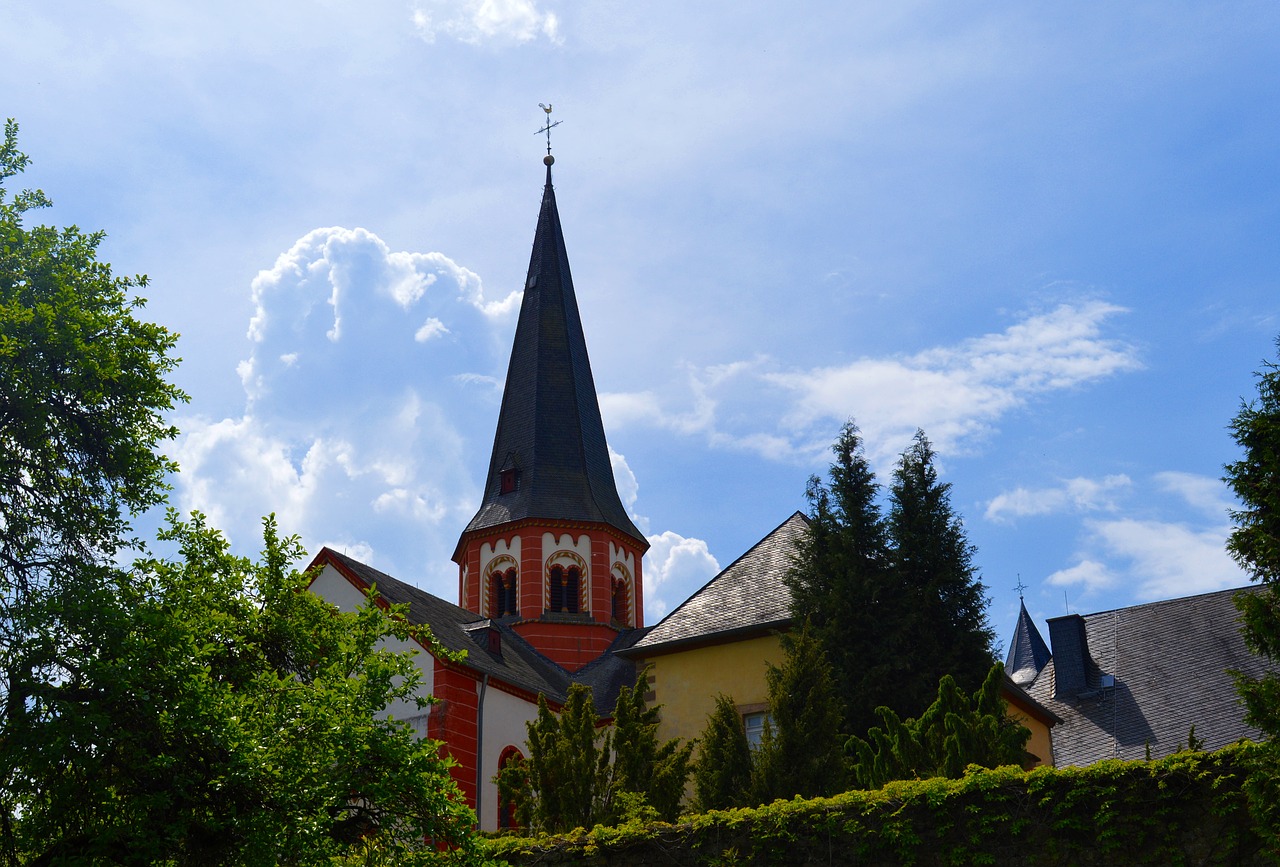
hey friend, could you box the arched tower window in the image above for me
[548,564,581,613]
[490,568,518,617]
[564,566,580,613]
[611,578,629,624]
[549,565,564,612]
[497,746,524,829]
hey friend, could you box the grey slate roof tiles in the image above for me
[319,548,639,714]
[628,512,808,654]
[1023,585,1272,767]
[460,166,644,548]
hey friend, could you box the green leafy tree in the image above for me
[10,513,478,866]
[887,431,995,715]
[692,694,753,812]
[0,119,186,862]
[848,662,1031,789]
[752,622,846,802]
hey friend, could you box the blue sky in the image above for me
[4,1,1279,652]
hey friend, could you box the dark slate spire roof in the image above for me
[460,165,644,547]
[1005,599,1052,686]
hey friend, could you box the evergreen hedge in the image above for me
[480,743,1274,866]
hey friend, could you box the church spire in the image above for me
[459,156,645,547]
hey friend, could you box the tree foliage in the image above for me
[1226,338,1280,739]
[847,662,1031,789]
[0,123,477,865]
[752,623,847,802]
[609,671,695,822]
[497,675,693,833]
[692,694,753,812]
[9,513,479,866]
[787,422,995,738]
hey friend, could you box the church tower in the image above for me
[452,154,648,671]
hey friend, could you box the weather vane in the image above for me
[1014,574,1027,600]
[537,103,562,165]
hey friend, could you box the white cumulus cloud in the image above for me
[411,0,561,45]
[642,531,721,621]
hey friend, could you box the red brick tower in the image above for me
[452,159,648,671]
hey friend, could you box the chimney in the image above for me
[1047,614,1090,699]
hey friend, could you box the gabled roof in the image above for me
[311,547,639,714]
[458,165,644,552]
[1023,585,1271,767]
[1005,599,1051,686]
[625,512,808,656]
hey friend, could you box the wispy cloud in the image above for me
[603,301,1141,468]
[985,475,1132,522]
[411,0,561,45]
[1040,471,1244,604]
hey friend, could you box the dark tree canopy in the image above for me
[692,694,754,812]
[751,622,847,802]
[847,662,1031,790]
[497,676,693,833]
[788,422,995,738]
[887,431,996,717]
[1226,337,1280,741]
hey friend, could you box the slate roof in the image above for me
[1022,585,1271,766]
[459,165,644,551]
[1005,599,1051,686]
[314,548,640,714]
[625,512,808,655]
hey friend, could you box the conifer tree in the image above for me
[496,677,693,831]
[692,694,753,812]
[609,669,695,822]
[848,663,1030,789]
[752,622,846,802]
[887,431,995,713]
[1226,337,1280,740]
[785,422,893,738]
[788,423,996,738]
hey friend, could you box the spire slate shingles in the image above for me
[461,166,643,546]
[1006,599,1052,686]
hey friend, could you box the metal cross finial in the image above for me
[536,103,562,159]
[1014,574,1028,600]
